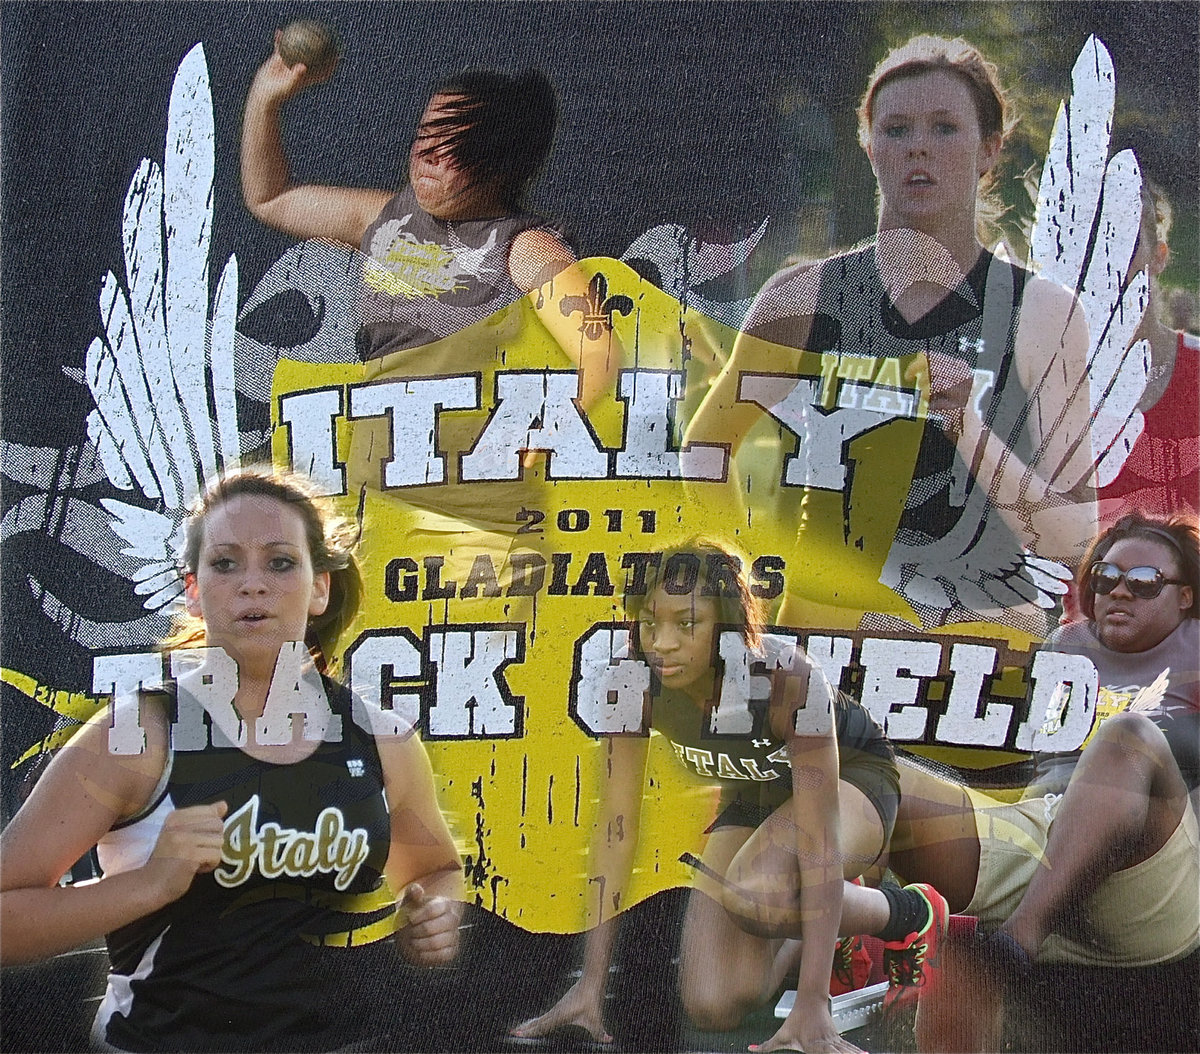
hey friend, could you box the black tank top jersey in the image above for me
[648,636,895,824]
[651,682,894,784]
[749,245,1032,545]
[94,678,395,1052]
[356,186,560,360]
[880,249,1032,545]
[657,677,902,835]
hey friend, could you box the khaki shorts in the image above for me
[964,787,1200,967]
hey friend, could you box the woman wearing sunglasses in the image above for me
[871,512,1198,1049]
[1035,513,1199,801]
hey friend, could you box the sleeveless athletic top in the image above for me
[93,678,395,1052]
[748,243,1037,626]
[648,636,894,817]
[356,186,560,361]
[1037,618,1200,793]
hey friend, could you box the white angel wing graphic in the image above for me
[445,224,501,282]
[1029,36,1149,488]
[1,43,241,650]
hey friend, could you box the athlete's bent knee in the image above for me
[718,872,800,938]
[680,983,755,1032]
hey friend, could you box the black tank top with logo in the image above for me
[357,185,559,360]
[95,678,396,1052]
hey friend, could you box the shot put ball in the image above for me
[278,20,341,74]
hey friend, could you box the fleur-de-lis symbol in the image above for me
[560,272,633,341]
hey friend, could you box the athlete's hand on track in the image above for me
[749,989,864,1054]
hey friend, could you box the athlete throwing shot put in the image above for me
[242,24,621,607]
[241,21,614,403]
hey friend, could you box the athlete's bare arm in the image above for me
[241,32,392,245]
[0,703,225,965]
[377,731,464,967]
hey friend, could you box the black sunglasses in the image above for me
[1089,561,1187,600]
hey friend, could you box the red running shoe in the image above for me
[881,883,949,1012]
[829,935,873,995]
